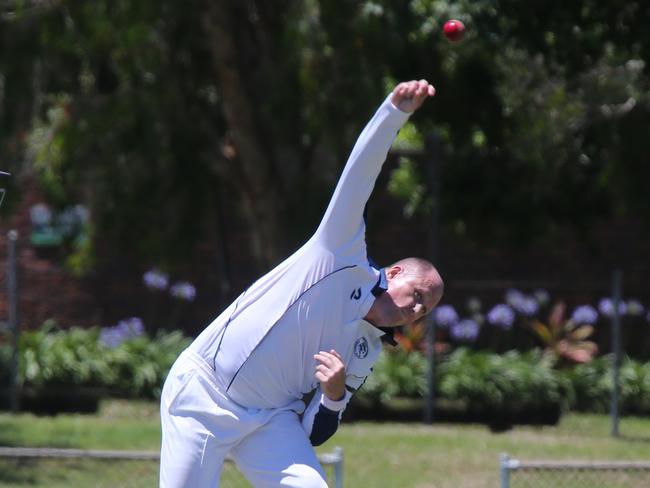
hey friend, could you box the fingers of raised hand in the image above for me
[393,80,435,111]
[314,350,343,367]
[398,80,426,95]
[329,349,343,361]
[417,79,435,97]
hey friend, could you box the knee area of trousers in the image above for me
[281,465,328,488]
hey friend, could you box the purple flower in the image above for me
[513,296,539,317]
[99,327,123,348]
[170,281,196,301]
[450,319,480,342]
[505,289,538,316]
[571,305,598,325]
[143,269,169,291]
[117,317,145,337]
[505,289,526,308]
[626,299,645,317]
[486,304,515,329]
[433,305,459,328]
[598,298,627,317]
[100,317,145,348]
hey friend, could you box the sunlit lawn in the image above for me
[1,400,650,487]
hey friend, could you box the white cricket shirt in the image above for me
[190,95,410,409]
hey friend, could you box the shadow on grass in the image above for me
[344,396,563,433]
[0,458,86,486]
[618,434,650,444]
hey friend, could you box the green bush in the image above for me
[19,324,111,388]
[563,355,650,415]
[0,337,11,384]
[11,323,650,416]
[561,356,611,413]
[437,348,572,414]
[359,349,428,404]
[16,323,190,399]
[357,347,650,419]
[104,330,190,398]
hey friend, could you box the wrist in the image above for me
[387,94,413,115]
[320,390,352,412]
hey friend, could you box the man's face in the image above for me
[370,266,443,327]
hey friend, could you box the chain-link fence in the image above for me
[0,446,343,487]
[500,454,650,488]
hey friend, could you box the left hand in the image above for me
[391,79,436,113]
[313,350,347,401]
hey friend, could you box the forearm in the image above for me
[301,388,353,446]
[314,96,410,250]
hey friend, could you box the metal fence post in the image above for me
[7,229,19,412]
[500,453,510,488]
[332,446,343,488]
[611,269,622,438]
[424,314,435,424]
[424,133,441,425]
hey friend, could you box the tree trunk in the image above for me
[203,0,290,270]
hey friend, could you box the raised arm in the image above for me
[313,80,435,252]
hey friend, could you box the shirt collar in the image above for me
[368,259,397,346]
[371,266,388,297]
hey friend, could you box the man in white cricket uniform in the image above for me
[160,80,443,487]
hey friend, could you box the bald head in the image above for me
[388,257,444,307]
[389,257,440,280]
[365,257,444,328]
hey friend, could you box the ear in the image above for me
[385,265,403,280]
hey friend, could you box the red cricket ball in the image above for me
[443,19,465,42]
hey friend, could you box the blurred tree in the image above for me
[1,0,650,285]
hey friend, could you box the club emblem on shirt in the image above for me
[354,337,369,359]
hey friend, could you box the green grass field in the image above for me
[1,400,649,487]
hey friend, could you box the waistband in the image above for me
[177,348,305,416]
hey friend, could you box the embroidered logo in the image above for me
[350,288,361,300]
[354,337,369,359]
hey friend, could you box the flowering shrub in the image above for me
[143,269,169,291]
[415,288,650,362]
[437,348,571,414]
[598,297,627,317]
[17,322,191,399]
[486,304,515,330]
[142,268,197,332]
[449,319,480,342]
[433,305,459,328]
[505,289,540,317]
[530,302,598,364]
[100,317,145,348]
[570,305,598,325]
[170,281,197,301]
[358,348,428,404]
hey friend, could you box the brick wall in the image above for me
[0,178,99,330]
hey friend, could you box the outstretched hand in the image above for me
[391,79,436,113]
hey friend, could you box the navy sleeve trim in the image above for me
[309,405,341,446]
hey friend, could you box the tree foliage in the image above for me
[2,0,650,279]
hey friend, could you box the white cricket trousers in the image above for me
[159,349,328,487]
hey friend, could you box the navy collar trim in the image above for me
[368,258,397,347]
